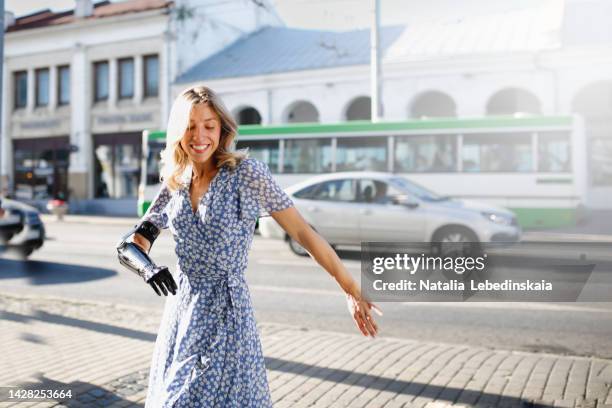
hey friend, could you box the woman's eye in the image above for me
[205,126,215,130]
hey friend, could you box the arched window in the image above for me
[410,91,457,118]
[486,88,542,115]
[284,101,319,123]
[345,96,371,121]
[235,106,262,125]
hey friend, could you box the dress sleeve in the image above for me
[238,158,294,219]
[140,184,172,229]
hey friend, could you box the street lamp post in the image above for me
[370,0,383,122]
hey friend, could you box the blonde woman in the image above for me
[132,86,382,407]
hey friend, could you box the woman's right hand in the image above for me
[346,292,382,338]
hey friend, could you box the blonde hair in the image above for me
[160,86,247,191]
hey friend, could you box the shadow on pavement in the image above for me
[264,357,556,407]
[0,258,116,285]
[0,309,156,342]
[11,372,146,407]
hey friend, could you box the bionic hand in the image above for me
[116,221,177,296]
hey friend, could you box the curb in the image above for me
[3,291,610,364]
[40,214,139,226]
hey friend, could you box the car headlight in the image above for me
[481,211,514,226]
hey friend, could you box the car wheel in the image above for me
[432,226,480,257]
[18,247,34,259]
[288,237,309,257]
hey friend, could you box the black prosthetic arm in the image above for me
[116,223,177,296]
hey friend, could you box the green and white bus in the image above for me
[139,115,587,229]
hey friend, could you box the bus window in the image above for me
[462,133,532,172]
[146,141,165,185]
[336,137,387,172]
[236,140,279,173]
[283,138,332,173]
[395,134,457,173]
[538,132,571,173]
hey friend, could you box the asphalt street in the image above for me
[1,218,612,359]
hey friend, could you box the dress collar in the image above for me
[180,162,231,193]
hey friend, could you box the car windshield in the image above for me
[389,177,449,202]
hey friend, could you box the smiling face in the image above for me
[179,103,221,166]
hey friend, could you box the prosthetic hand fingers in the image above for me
[155,278,168,296]
[161,269,178,295]
[149,279,162,296]
[147,267,177,296]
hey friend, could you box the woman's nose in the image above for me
[193,125,208,140]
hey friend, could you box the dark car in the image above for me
[0,198,46,258]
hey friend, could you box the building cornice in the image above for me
[6,8,169,41]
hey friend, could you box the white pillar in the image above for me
[134,55,143,103]
[1,60,12,195]
[70,45,93,199]
[266,89,273,125]
[26,68,34,112]
[49,65,58,110]
[160,30,173,127]
[108,58,117,109]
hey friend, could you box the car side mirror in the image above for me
[391,195,419,209]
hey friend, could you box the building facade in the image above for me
[2,0,611,213]
[1,0,279,214]
[174,0,612,210]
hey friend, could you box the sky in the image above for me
[6,0,545,31]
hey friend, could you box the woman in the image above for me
[133,86,382,407]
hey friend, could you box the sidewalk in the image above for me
[1,293,611,408]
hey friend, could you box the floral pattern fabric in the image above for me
[141,158,293,408]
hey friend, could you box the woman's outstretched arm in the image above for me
[270,206,382,338]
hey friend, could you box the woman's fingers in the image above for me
[354,314,368,336]
[361,309,377,337]
[354,308,377,337]
[348,296,380,337]
[369,302,383,316]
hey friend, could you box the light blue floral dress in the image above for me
[141,158,293,408]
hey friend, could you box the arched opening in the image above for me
[486,88,542,115]
[285,100,319,123]
[345,96,371,121]
[235,106,262,125]
[410,91,457,118]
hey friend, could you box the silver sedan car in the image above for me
[259,172,521,256]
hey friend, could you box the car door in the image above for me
[296,179,361,245]
[357,178,427,242]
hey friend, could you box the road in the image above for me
[1,218,612,359]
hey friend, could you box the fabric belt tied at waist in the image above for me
[181,270,246,332]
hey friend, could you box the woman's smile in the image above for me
[189,143,212,154]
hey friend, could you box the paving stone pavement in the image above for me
[1,292,611,408]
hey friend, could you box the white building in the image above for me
[2,0,611,214]
[1,0,280,214]
[175,0,612,209]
